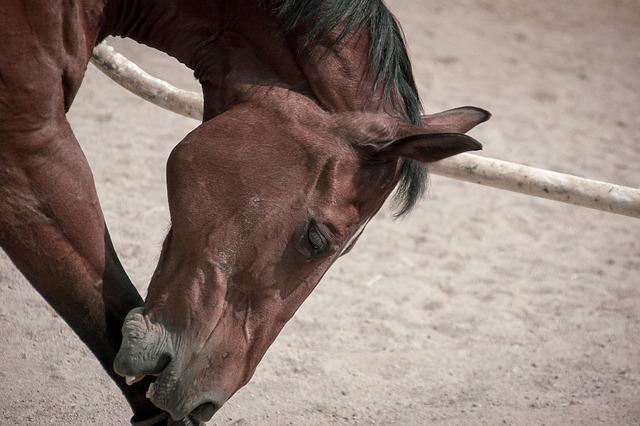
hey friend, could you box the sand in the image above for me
[1,0,639,424]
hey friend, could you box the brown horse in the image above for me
[0,0,489,424]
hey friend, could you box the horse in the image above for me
[0,0,489,424]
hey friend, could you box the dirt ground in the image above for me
[1,0,639,425]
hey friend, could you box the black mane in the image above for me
[261,0,427,215]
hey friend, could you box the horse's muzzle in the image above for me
[115,308,224,423]
[114,308,172,378]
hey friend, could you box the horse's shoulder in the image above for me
[0,0,105,122]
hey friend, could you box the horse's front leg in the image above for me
[0,117,166,424]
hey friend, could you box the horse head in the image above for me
[113,85,488,422]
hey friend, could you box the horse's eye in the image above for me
[306,221,329,257]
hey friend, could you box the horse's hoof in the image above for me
[167,417,206,426]
[130,412,169,426]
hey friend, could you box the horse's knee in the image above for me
[0,117,72,161]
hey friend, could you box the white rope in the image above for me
[430,155,640,218]
[90,41,640,219]
[91,42,203,120]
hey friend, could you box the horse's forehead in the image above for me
[197,97,355,169]
[176,92,398,222]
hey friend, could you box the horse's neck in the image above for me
[296,30,385,114]
[103,0,223,68]
[103,0,381,119]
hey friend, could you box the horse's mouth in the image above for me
[130,362,183,419]
[115,308,224,423]
[126,374,149,386]
[127,361,219,423]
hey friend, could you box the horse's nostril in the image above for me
[190,402,218,422]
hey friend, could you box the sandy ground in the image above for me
[1,0,639,425]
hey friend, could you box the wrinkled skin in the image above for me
[0,0,489,423]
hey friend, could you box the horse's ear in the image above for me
[377,106,488,162]
[341,106,488,162]
[421,106,491,133]
[381,132,482,163]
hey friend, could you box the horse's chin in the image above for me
[121,348,217,423]
[114,307,172,379]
